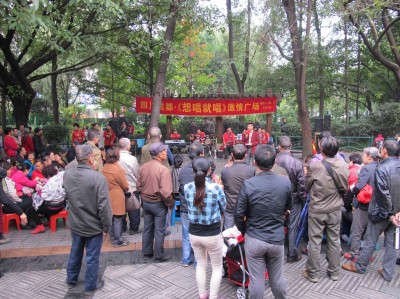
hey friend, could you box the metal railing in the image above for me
[273,135,373,152]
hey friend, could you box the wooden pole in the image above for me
[216,83,223,142]
[265,89,273,135]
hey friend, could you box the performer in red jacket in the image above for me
[103,124,116,150]
[170,129,181,140]
[242,121,259,165]
[223,127,236,159]
[4,127,18,158]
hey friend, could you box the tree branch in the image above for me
[16,28,39,63]
[373,15,400,51]
[30,60,100,83]
[270,35,293,62]
[381,8,400,65]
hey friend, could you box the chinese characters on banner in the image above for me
[135,97,277,116]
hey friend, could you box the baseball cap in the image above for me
[149,142,167,156]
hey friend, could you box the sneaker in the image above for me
[199,291,209,299]
[67,283,76,290]
[154,255,171,263]
[378,268,392,282]
[0,237,11,245]
[287,255,302,263]
[84,279,105,296]
[302,269,318,283]
[181,262,190,267]
[129,229,142,235]
[30,224,45,234]
[328,272,339,281]
[343,253,356,261]
[341,262,362,273]
[113,240,129,248]
[143,254,153,260]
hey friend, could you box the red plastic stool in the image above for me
[3,213,21,234]
[49,209,68,232]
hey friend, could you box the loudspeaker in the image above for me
[314,118,323,132]
[108,120,119,133]
[324,115,331,130]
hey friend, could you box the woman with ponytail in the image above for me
[184,157,226,299]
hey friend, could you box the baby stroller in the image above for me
[224,235,268,299]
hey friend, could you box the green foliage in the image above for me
[370,103,400,138]
[42,124,69,145]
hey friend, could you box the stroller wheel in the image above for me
[236,287,248,299]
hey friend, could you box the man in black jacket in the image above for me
[342,140,400,282]
[221,144,255,229]
[276,136,306,263]
[178,142,204,266]
[235,144,292,299]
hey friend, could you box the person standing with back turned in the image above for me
[64,145,112,296]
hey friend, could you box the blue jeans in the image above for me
[67,232,103,292]
[127,209,140,231]
[181,212,195,265]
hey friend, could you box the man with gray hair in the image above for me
[276,136,306,263]
[221,144,255,230]
[140,127,173,169]
[118,138,141,234]
[64,145,112,296]
[138,142,173,262]
[343,146,379,261]
[85,129,103,172]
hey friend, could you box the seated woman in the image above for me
[24,151,36,179]
[31,159,45,181]
[3,161,34,212]
[10,160,38,198]
[0,166,28,251]
[27,165,66,234]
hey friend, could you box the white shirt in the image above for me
[119,150,140,191]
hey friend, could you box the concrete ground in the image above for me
[1,153,398,299]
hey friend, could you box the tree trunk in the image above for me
[10,92,33,126]
[313,0,325,118]
[148,22,154,96]
[356,33,361,119]
[149,0,180,128]
[51,57,60,124]
[227,0,244,94]
[282,0,313,158]
[1,92,7,130]
[344,20,349,126]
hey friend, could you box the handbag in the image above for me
[125,190,141,212]
[357,183,373,204]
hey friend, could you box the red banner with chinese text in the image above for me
[135,97,276,116]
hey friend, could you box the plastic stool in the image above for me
[49,209,68,232]
[171,200,181,226]
[3,213,21,234]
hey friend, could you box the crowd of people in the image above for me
[0,120,400,299]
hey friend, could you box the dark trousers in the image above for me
[26,204,63,226]
[111,215,124,244]
[67,232,103,292]
[223,146,233,159]
[3,196,32,214]
[287,201,303,258]
[142,201,167,259]
[122,209,140,232]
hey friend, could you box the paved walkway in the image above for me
[1,218,400,299]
